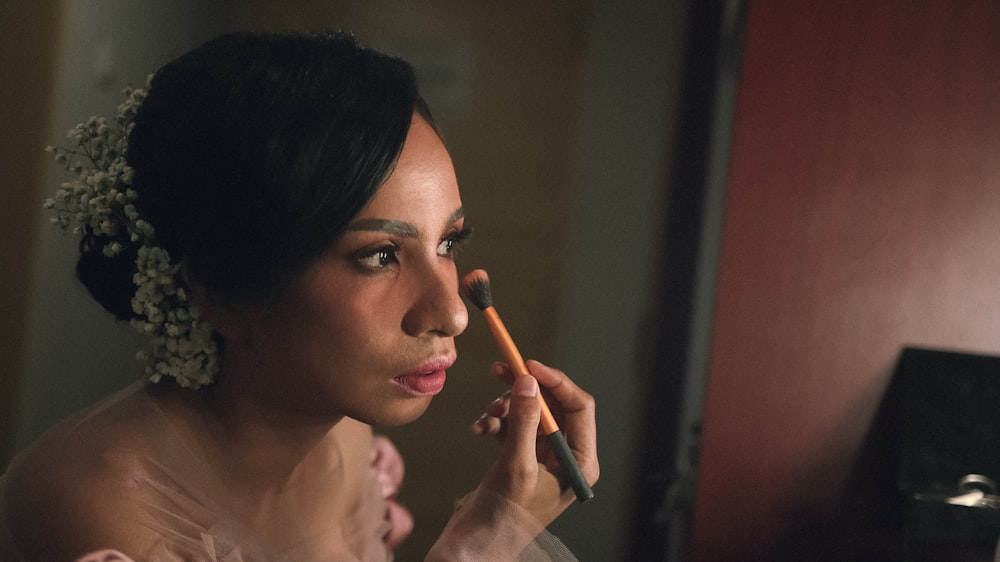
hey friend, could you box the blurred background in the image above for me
[6,1,1000,561]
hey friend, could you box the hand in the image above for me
[370,435,414,550]
[472,360,599,526]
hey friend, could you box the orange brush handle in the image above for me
[481,307,560,436]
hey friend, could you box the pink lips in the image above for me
[393,357,455,397]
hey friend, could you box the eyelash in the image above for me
[438,226,473,258]
[354,226,472,271]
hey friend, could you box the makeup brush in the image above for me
[461,269,594,503]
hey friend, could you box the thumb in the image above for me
[503,375,542,465]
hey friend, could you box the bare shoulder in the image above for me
[2,387,165,560]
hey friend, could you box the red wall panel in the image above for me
[691,1,1000,559]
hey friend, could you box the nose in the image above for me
[402,260,469,338]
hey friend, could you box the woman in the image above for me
[0,31,598,561]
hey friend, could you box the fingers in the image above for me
[370,435,406,498]
[525,360,593,412]
[473,360,599,525]
[383,499,414,550]
[74,551,136,562]
[492,360,599,487]
[504,375,542,465]
[489,361,516,385]
[372,436,414,550]
[490,360,591,408]
[479,375,543,505]
[489,360,596,430]
[471,390,512,436]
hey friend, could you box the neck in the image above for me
[147,376,373,540]
[148,369,350,501]
[209,375,347,479]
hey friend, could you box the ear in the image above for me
[179,263,251,344]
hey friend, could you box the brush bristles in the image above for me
[461,269,493,310]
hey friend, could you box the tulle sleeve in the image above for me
[426,486,577,562]
[0,383,577,562]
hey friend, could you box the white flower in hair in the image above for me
[44,82,219,388]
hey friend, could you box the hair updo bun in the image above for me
[77,31,429,320]
[76,232,141,322]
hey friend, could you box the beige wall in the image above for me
[10,1,233,458]
[0,1,61,461]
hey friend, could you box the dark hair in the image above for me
[77,31,433,320]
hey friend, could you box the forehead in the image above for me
[350,115,461,222]
[392,114,454,180]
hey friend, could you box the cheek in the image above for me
[265,270,409,362]
[306,287,403,347]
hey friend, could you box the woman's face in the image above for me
[226,114,470,426]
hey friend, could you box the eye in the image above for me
[355,244,400,270]
[437,226,472,258]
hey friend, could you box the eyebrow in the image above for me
[344,207,465,238]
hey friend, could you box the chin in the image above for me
[359,397,434,427]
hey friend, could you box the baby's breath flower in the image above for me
[44,81,219,389]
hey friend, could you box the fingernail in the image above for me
[490,362,505,377]
[471,414,489,434]
[514,375,538,397]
